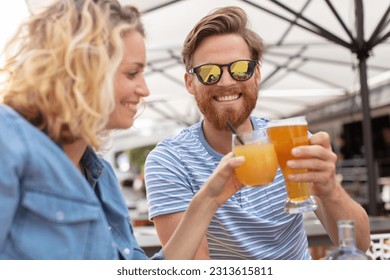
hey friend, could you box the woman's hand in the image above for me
[201,152,245,208]
[162,152,245,259]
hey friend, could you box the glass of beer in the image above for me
[267,116,317,213]
[232,129,278,187]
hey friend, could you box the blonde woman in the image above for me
[0,0,244,260]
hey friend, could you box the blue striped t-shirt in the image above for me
[145,116,311,259]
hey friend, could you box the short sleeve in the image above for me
[144,142,194,220]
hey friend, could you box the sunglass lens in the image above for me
[198,64,221,84]
[230,61,253,81]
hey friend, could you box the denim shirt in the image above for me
[0,104,163,260]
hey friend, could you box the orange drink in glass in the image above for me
[232,129,278,187]
[267,116,317,213]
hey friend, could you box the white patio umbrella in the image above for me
[11,0,390,214]
[116,0,390,215]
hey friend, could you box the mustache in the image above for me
[211,87,244,96]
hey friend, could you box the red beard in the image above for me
[195,84,258,131]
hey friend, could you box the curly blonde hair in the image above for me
[0,0,144,149]
[182,6,264,70]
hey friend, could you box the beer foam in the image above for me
[267,116,307,127]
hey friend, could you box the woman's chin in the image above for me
[106,120,134,130]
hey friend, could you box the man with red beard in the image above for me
[145,6,370,259]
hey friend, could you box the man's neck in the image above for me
[202,118,253,155]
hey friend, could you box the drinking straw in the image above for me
[226,121,245,145]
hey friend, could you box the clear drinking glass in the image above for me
[232,129,278,187]
[267,116,317,213]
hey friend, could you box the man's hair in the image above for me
[0,0,144,148]
[182,6,265,70]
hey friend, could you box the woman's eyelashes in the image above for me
[126,71,138,79]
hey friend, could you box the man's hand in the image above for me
[286,131,339,198]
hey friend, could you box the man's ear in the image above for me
[255,63,261,85]
[185,72,196,96]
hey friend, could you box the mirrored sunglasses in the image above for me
[188,59,258,85]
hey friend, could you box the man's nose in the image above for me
[216,67,236,87]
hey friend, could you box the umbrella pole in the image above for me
[355,0,378,216]
[358,58,378,216]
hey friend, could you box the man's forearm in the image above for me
[315,184,371,251]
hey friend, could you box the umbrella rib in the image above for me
[367,5,390,48]
[258,95,313,104]
[241,0,352,49]
[146,61,184,87]
[141,0,186,14]
[292,95,349,118]
[146,50,182,65]
[266,51,355,67]
[155,72,183,87]
[264,58,345,89]
[254,97,331,119]
[262,44,345,89]
[292,67,345,88]
[147,56,176,64]
[324,0,355,43]
[267,0,353,48]
[147,102,191,126]
[261,46,308,86]
[146,49,184,86]
[372,30,390,48]
[266,50,389,71]
[275,0,311,46]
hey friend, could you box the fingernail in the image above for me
[292,148,300,156]
[288,174,296,180]
[287,160,295,167]
[235,156,245,163]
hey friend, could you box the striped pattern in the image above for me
[145,116,311,259]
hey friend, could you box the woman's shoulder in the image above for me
[0,104,33,133]
[0,104,19,122]
[0,104,25,139]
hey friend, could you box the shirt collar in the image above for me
[80,146,104,188]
